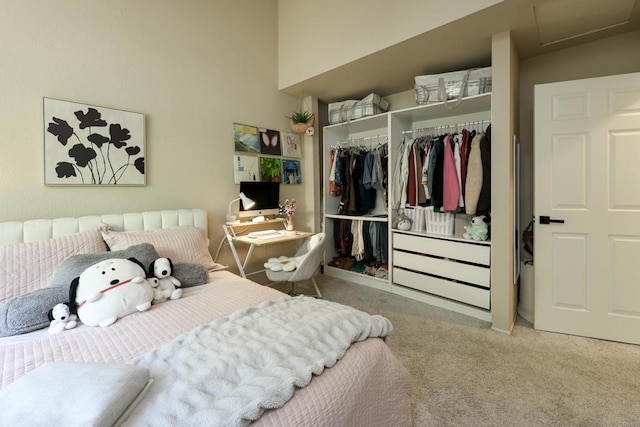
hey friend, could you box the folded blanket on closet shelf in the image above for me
[125,296,392,427]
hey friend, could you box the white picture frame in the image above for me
[44,98,145,186]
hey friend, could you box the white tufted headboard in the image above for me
[0,209,208,246]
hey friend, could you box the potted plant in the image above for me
[287,110,315,134]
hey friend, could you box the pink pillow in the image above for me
[100,225,222,271]
[0,228,107,305]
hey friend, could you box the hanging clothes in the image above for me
[460,129,471,201]
[394,123,491,215]
[476,125,492,215]
[421,140,431,202]
[328,149,342,197]
[442,134,461,212]
[391,138,406,210]
[431,136,445,211]
[453,134,464,208]
[371,144,388,208]
[351,219,367,261]
[465,133,484,215]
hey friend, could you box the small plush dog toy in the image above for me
[47,303,78,334]
[149,257,182,303]
[463,215,489,241]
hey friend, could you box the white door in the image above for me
[534,72,640,345]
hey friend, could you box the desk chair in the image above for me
[265,232,325,298]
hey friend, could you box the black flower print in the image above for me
[45,102,145,185]
[47,118,73,145]
[75,108,107,129]
[110,124,131,148]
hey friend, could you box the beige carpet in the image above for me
[269,274,640,427]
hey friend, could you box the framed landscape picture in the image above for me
[233,123,260,153]
[43,98,145,186]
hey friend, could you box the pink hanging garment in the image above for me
[442,135,461,212]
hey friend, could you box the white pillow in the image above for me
[0,362,151,427]
[100,225,221,271]
[0,228,107,305]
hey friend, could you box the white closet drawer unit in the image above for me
[393,267,490,309]
[392,231,491,310]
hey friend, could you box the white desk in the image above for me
[214,219,311,278]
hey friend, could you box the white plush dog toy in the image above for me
[47,303,77,334]
[69,257,154,328]
[149,257,182,303]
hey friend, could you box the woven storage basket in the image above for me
[414,67,492,107]
[400,207,427,232]
[425,207,455,235]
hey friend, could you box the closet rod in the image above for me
[339,134,387,144]
[335,134,388,147]
[402,119,490,135]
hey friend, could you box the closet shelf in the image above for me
[325,213,389,222]
[392,228,491,246]
[392,93,491,122]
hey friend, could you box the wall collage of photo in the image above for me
[232,123,302,185]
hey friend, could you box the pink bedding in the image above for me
[0,271,412,426]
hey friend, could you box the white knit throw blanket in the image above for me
[124,296,392,427]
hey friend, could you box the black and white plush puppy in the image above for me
[69,257,154,327]
[47,303,78,334]
[148,257,182,303]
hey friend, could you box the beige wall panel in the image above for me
[0,0,308,271]
[277,0,501,90]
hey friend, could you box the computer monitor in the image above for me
[238,181,280,219]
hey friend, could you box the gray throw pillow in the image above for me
[170,262,209,288]
[52,242,209,288]
[0,286,69,337]
[51,243,160,288]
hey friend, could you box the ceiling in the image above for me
[280,0,640,103]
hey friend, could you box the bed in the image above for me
[0,209,412,426]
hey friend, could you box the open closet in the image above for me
[323,93,494,320]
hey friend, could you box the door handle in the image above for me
[539,216,565,225]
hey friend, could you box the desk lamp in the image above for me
[226,192,255,224]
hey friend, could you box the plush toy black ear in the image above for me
[47,308,55,322]
[167,258,174,272]
[69,277,80,315]
[128,257,146,274]
[148,259,157,277]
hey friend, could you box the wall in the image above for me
[491,31,519,333]
[0,0,311,269]
[518,29,640,250]
[277,0,501,90]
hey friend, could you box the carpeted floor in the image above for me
[270,274,640,427]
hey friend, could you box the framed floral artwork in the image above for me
[259,157,282,182]
[281,131,302,158]
[233,123,260,153]
[258,128,281,156]
[282,159,302,184]
[44,98,145,186]
[233,155,260,184]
